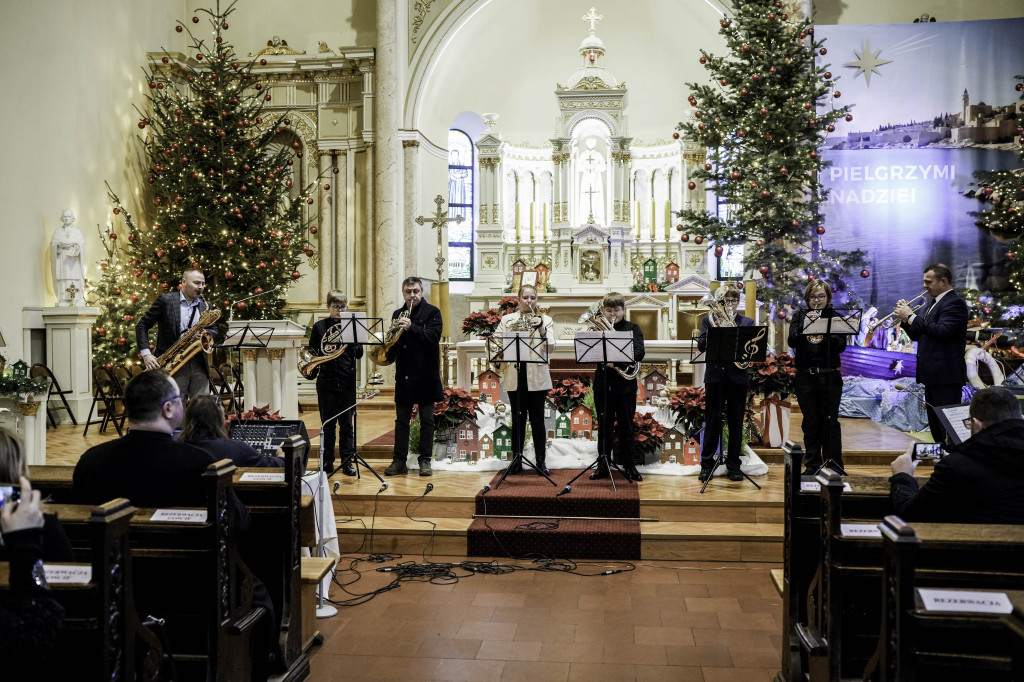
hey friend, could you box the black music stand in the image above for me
[329,313,385,481]
[216,324,274,416]
[490,332,558,490]
[561,330,636,493]
[699,325,768,493]
[798,308,861,476]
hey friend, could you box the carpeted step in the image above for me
[467,517,640,560]
[475,468,639,519]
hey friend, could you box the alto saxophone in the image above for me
[158,307,222,376]
[368,308,409,367]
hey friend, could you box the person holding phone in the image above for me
[890,386,1024,523]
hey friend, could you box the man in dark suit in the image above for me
[894,263,968,444]
[136,269,219,397]
[384,277,444,476]
[698,285,755,482]
[889,386,1024,523]
[591,292,646,482]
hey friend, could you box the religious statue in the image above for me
[51,209,86,306]
[577,137,606,224]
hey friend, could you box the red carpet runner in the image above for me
[467,468,641,560]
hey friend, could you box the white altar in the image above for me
[226,319,306,419]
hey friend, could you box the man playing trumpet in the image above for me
[893,263,968,445]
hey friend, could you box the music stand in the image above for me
[491,332,558,490]
[798,309,861,476]
[216,324,274,417]
[560,330,636,493]
[700,325,768,493]
[329,313,385,482]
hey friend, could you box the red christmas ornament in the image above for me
[254,287,264,295]
[697,123,706,131]
[760,190,771,200]
[860,269,870,278]
[768,13,776,21]
[759,107,768,116]
[265,95,271,101]
[759,265,770,275]
[732,171,741,180]
[687,181,696,190]
[116,337,127,346]
[819,48,827,55]
[222,22,228,29]
[225,271,234,279]
[280,240,290,248]
[256,301,266,309]
[823,71,831,79]
[791,220,799,228]
[827,125,835,133]
[191,16,199,22]
[1017,83,1024,92]
[244,238,254,247]
[130,294,139,303]
[704,163,712,171]
[699,56,707,64]
[122,314,133,322]
[307,198,314,204]
[816,225,826,235]
[694,110,702,119]
[196,53,203,60]
[309,226,318,234]
[845,114,853,122]
[257,262,267,270]
[236,301,247,310]
[714,246,724,258]
[109,233,117,241]
[176,25,183,32]
[323,183,331,190]
[764,134,773,141]
[672,132,680,140]
[740,88,748,96]
[983,307,993,315]
[291,271,301,280]
[96,327,106,337]
[809,151,818,159]
[271,259,280,266]
[807,274,816,281]
[742,44,750,52]
[737,129,746,137]
[752,74,760,82]
[755,239,764,246]
[833,91,841,98]
[777,310,787,320]
[1007,252,1016,261]
[720,78,728,86]
[780,167,788,175]
[769,67,777,75]
[694,236,704,245]
[721,20,730,28]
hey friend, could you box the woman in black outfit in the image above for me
[0,429,73,561]
[179,394,285,467]
[788,279,847,474]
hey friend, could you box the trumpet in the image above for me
[578,302,641,380]
[867,291,928,333]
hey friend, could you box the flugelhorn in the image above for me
[867,290,928,333]
[578,302,641,380]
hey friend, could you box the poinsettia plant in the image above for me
[747,352,797,399]
[432,387,480,433]
[497,296,520,315]
[669,386,706,434]
[227,404,283,421]
[547,377,591,412]
[461,309,502,336]
[631,411,667,463]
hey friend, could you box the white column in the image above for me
[269,349,284,413]
[16,400,45,465]
[403,140,420,276]
[242,349,259,411]
[373,0,401,322]
[41,306,100,422]
[318,152,334,296]
[334,151,348,290]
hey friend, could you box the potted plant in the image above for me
[547,377,591,413]
[432,387,479,438]
[669,385,706,436]
[631,411,667,465]
[461,308,503,337]
[747,352,797,447]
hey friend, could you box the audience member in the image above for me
[0,429,72,561]
[180,394,284,467]
[0,477,65,677]
[890,386,1024,523]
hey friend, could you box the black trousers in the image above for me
[394,399,436,462]
[794,371,843,469]
[595,389,638,466]
[925,383,962,445]
[506,389,548,460]
[702,380,748,471]
[317,383,356,468]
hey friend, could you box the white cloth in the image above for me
[301,470,339,596]
[495,312,556,392]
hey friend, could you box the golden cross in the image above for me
[414,194,464,282]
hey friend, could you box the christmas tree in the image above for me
[675,0,867,318]
[90,0,319,369]
[964,75,1024,326]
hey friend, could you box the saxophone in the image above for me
[158,307,222,376]
[578,303,641,380]
[368,308,409,367]
[298,322,349,378]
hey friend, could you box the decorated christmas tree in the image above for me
[675,0,867,317]
[90,0,319,368]
[964,75,1024,326]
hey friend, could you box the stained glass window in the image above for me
[448,130,474,280]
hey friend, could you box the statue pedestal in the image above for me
[42,306,100,423]
[227,319,306,419]
[0,398,47,464]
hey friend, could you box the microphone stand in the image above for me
[314,389,381,619]
[228,286,280,324]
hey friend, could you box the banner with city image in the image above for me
[817,18,1023,320]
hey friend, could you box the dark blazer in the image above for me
[392,300,444,404]
[698,314,755,385]
[594,319,646,395]
[788,307,848,370]
[905,290,968,386]
[135,293,219,374]
[188,436,285,468]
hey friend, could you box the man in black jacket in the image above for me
[894,263,968,444]
[136,269,219,397]
[890,386,1024,524]
[591,292,646,482]
[385,277,444,476]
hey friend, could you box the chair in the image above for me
[210,363,238,413]
[125,363,145,377]
[82,367,126,437]
[30,363,77,428]
[220,362,244,409]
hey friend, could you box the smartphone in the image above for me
[0,484,20,509]
[911,442,946,461]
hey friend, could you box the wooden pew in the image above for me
[868,516,1024,681]
[1005,596,1024,679]
[52,460,264,682]
[1,498,163,681]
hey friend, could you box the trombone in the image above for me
[868,291,928,333]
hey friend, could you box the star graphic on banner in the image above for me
[843,40,893,87]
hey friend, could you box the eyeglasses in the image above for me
[808,294,828,301]
[159,393,185,407]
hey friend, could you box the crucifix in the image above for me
[584,185,597,225]
[582,7,603,32]
[414,194,464,340]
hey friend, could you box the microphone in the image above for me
[481,484,491,494]
[425,483,433,494]
[378,482,388,493]
[228,285,281,323]
[556,485,572,498]
[332,480,340,494]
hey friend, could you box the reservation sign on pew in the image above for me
[3,498,163,682]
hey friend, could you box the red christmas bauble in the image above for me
[244,238,254,246]
[176,25,183,32]
[694,236,704,245]
[732,171,741,180]
[223,300,231,307]
[254,287,264,295]
[714,246,724,257]
[816,225,826,235]
[697,123,706,131]
[742,44,750,52]
[983,307,993,315]
[688,181,697,190]
[116,337,127,346]
[704,163,712,171]
[323,183,330,190]
[760,190,771,199]
[759,107,768,116]
[257,262,267,269]
[737,129,746,137]
[130,294,139,303]
[768,13,776,20]
[807,274,816,281]
[769,67,777,75]
[845,114,853,122]
[860,269,870,278]
[237,301,247,310]
[1017,83,1024,92]
[699,56,707,64]
[827,125,835,132]
[833,91,841,98]
[764,134,773,141]
[306,198,314,204]
[222,22,228,29]
[759,265,770,275]
[291,271,301,280]
[96,327,106,337]
[720,78,728,86]
[740,88,748,96]
[777,310,787,320]
[256,301,265,309]
[108,233,117,241]
[780,167,788,175]
[260,59,267,66]
[672,132,680,140]
[122,314,133,322]
[150,273,159,280]
[791,220,799,228]
[1007,252,1016,261]
[280,240,290,248]
[196,53,203,60]
[819,48,827,55]
[264,94,271,101]
[309,226,318,234]
[680,233,690,242]
[749,181,759,189]
[809,151,818,159]
[721,20,730,28]
[752,74,760,82]
[191,16,199,22]
[225,270,234,279]
[271,259,280,266]
[755,239,764,246]
[823,71,831,79]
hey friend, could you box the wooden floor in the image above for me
[42,406,915,681]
